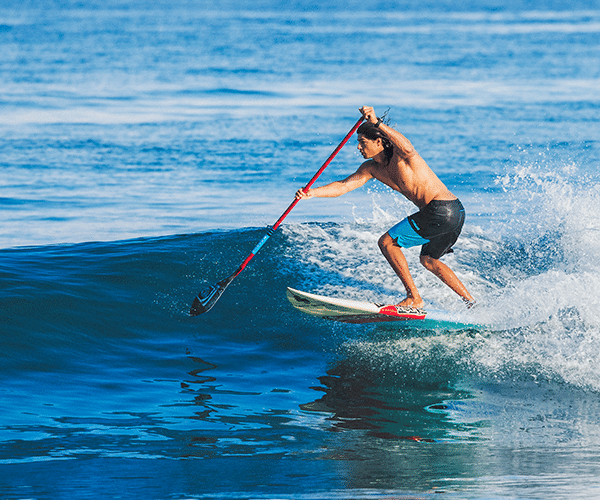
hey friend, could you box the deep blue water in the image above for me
[2,1,600,499]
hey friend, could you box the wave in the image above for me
[2,152,600,394]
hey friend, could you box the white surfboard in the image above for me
[286,287,483,330]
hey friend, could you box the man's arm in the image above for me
[360,106,417,159]
[295,163,373,199]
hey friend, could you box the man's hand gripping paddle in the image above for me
[190,116,364,316]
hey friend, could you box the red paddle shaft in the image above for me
[232,116,365,277]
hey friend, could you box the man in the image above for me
[295,106,475,309]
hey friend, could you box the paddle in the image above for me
[190,116,365,316]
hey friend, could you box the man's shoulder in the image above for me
[358,159,378,172]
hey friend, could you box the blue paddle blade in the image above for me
[190,275,234,316]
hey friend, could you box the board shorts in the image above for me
[387,199,465,259]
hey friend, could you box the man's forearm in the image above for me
[306,181,349,198]
[296,164,372,201]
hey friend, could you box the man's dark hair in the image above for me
[357,122,394,163]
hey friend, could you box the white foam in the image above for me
[282,155,600,391]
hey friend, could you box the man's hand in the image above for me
[359,106,378,124]
[295,188,312,200]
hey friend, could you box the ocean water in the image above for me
[2,0,600,498]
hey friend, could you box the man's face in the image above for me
[357,134,384,159]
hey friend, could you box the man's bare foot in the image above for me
[396,296,425,309]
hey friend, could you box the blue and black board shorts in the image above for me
[387,199,465,259]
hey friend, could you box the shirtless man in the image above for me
[295,106,474,309]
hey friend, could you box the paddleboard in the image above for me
[286,287,483,330]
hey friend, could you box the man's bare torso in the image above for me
[363,150,456,209]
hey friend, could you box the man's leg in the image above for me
[420,255,475,307]
[378,232,424,308]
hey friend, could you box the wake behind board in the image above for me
[286,287,482,330]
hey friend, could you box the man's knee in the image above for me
[378,232,396,253]
[420,254,438,271]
